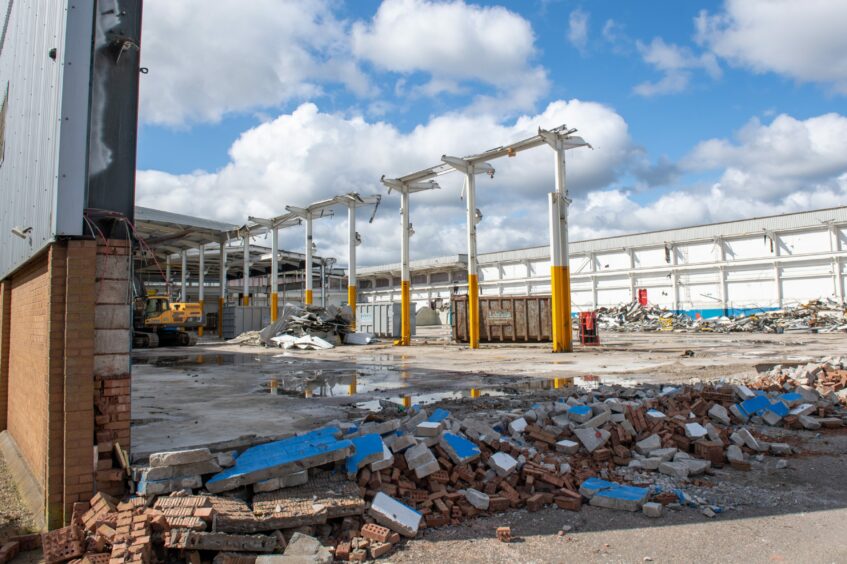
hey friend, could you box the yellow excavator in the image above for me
[133,275,203,348]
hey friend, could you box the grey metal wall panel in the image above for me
[0,0,94,279]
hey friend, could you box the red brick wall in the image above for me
[0,238,131,528]
[7,251,51,489]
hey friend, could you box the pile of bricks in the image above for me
[94,374,131,497]
[751,360,847,407]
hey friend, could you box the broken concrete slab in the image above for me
[590,484,649,512]
[463,489,490,511]
[635,434,661,455]
[726,444,745,464]
[708,404,731,426]
[206,427,353,493]
[368,493,422,538]
[573,427,611,453]
[642,502,663,518]
[137,474,202,495]
[345,434,385,478]
[370,443,395,472]
[567,405,592,424]
[149,448,213,467]
[684,422,708,440]
[488,452,517,477]
[253,470,309,493]
[658,461,690,480]
[439,432,481,465]
[388,434,417,454]
[142,458,222,481]
[281,533,332,564]
[508,417,528,434]
[555,439,580,455]
[415,421,443,437]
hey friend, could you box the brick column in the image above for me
[0,281,10,431]
[92,240,131,498]
[46,243,68,529]
[62,240,97,522]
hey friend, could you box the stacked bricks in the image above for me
[93,240,132,498]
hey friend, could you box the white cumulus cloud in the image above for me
[567,9,589,54]
[634,37,721,96]
[696,0,847,93]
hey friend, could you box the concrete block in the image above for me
[369,492,422,538]
[282,532,332,564]
[577,410,610,429]
[567,405,592,423]
[798,415,821,430]
[216,451,237,468]
[684,423,708,440]
[464,489,490,511]
[439,432,481,465]
[389,434,417,453]
[404,443,435,469]
[488,452,518,477]
[726,445,745,464]
[735,428,762,451]
[729,404,749,423]
[658,461,690,480]
[589,485,649,512]
[762,410,782,426]
[650,447,677,462]
[508,417,528,434]
[551,415,570,427]
[415,421,443,437]
[461,419,500,445]
[680,459,710,475]
[642,502,663,518]
[704,423,722,442]
[143,459,221,481]
[789,403,815,417]
[770,443,792,456]
[573,427,610,453]
[254,470,309,492]
[635,434,661,455]
[640,458,662,471]
[370,444,395,472]
[346,434,385,478]
[137,474,202,495]
[645,409,666,422]
[94,329,131,355]
[555,439,580,455]
[353,419,401,437]
[150,448,213,467]
[734,385,756,400]
[206,427,352,493]
[413,458,441,479]
[708,404,731,426]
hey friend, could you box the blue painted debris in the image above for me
[345,433,385,478]
[427,408,450,423]
[767,401,790,417]
[568,405,592,417]
[779,392,802,405]
[206,426,353,493]
[580,477,649,511]
[739,395,770,416]
[439,432,481,464]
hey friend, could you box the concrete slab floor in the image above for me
[130,330,847,459]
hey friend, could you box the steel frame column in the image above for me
[180,251,187,302]
[271,227,279,321]
[304,215,314,305]
[165,255,171,297]
[400,190,411,345]
[348,204,357,328]
[464,172,480,349]
[198,245,205,337]
[219,241,226,338]
[242,234,250,305]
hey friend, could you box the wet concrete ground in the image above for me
[130,327,847,458]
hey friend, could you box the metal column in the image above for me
[348,203,357,329]
[400,190,411,345]
[464,172,480,349]
[165,255,171,297]
[549,145,572,353]
[305,215,313,305]
[219,241,227,338]
[271,227,279,321]
[180,251,187,302]
[198,245,205,337]
[242,234,250,305]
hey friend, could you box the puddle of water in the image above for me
[131,354,257,367]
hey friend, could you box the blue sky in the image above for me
[136,0,847,266]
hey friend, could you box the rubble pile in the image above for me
[39,361,847,564]
[594,298,847,333]
[229,304,356,349]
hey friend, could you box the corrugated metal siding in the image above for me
[0,0,91,279]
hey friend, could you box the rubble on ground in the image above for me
[594,298,847,333]
[229,304,378,349]
[44,359,846,563]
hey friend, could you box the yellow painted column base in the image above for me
[304,289,313,305]
[348,285,357,330]
[562,267,573,352]
[398,281,411,346]
[198,300,204,337]
[218,297,224,338]
[468,274,480,349]
[551,265,565,352]
[242,295,250,306]
[270,293,278,322]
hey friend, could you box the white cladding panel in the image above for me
[595,250,629,271]
[678,241,717,264]
[501,262,526,279]
[727,236,771,260]
[779,230,830,256]
[479,265,499,281]
[727,280,773,306]
[634,247,666,268]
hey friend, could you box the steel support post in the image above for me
[348,204,357,329]
[180,251,188,302]
[305,215,313,305]
[219,241,226,338]
[400,190,411,345]
[271,227,279,321]
[550,146,572,352]
[198,245,205,337]
[464,172,480,349]
[242,234,250,305]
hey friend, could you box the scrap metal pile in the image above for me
[39,360,846,563]
[229,304,355,349]
[594,298,847,333]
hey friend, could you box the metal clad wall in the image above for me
[0,0,93,279]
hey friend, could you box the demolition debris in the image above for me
[40,358,846,563]
[595,298,847,333]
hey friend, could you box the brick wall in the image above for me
[7,252,51,488]
[0,238,132,528]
